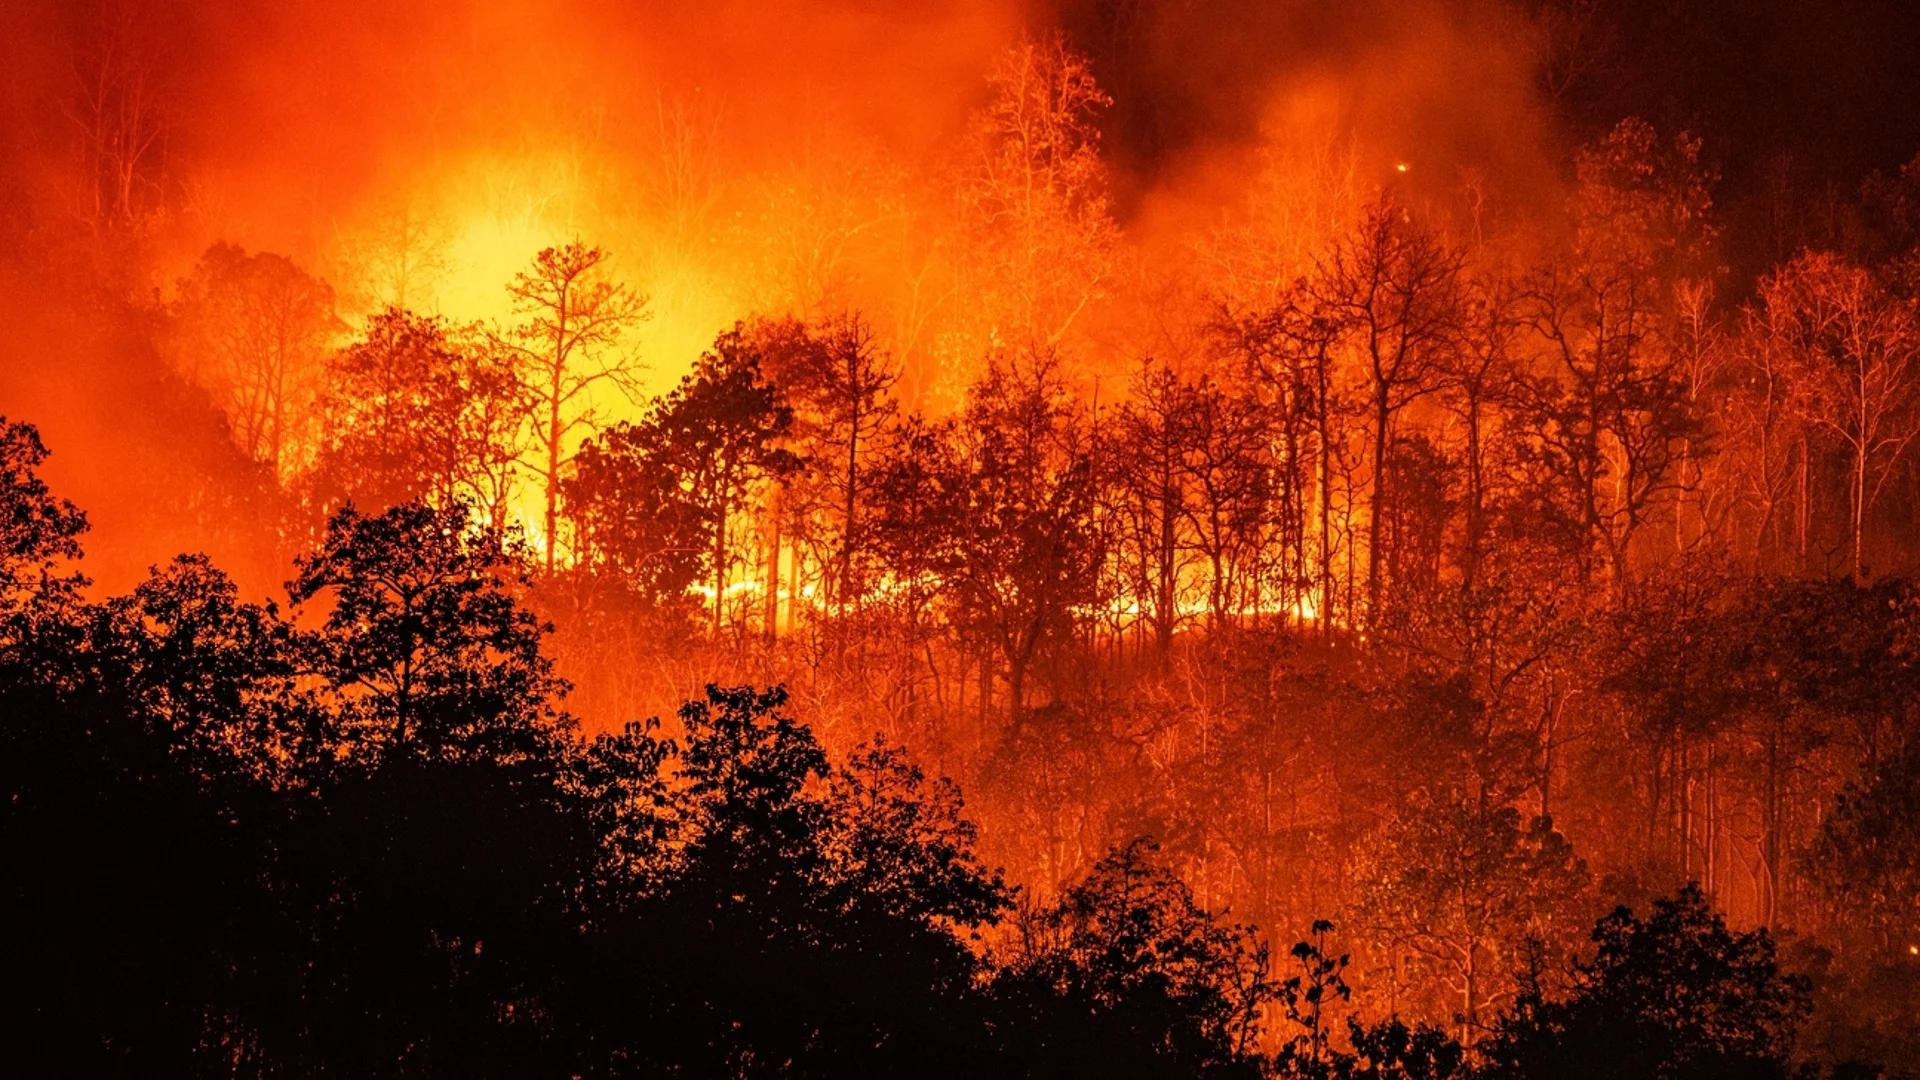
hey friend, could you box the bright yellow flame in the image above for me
[1290,592,1320,622]
[1395,162,1409,173]
[689,579,763,599]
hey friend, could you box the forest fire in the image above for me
[5,0,1920,1076]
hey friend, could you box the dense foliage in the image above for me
[0,417,1864,1076]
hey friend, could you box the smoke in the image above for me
[6,0,1563,272]
[0,0,1570,589]
[1054,0,1560,216]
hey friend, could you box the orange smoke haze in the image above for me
[0,0,1565,591]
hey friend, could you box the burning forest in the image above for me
[5,0,1920,1075]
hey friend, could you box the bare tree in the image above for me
[776,313,901,614]
[335,199,452,312]
[66,0,168,229]
[498,243,648,571]
[1726,294,1809,569]
[1442,274,1524,589]
[1313,201,1463,623]
[958,33,1119,352]
[174,244,339,479]
[1109,358,1197,655]
[1761,252,1920,581]
[1224,296,1354,631]
[1179,372,1275,630]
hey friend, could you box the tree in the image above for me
[497,243,648,571]
[1806,739,1920,956]
[1480,885,1812,1080]
[569,685,1012,1076]
[762,312,901,615]
[1725,293,1812,571]
[1270,922,1467,1080]
[1855,152,1920,300]
[95,553,311,782]
[562,421,709,613]
[1758,252,1920,581]
[957,33,1118,352]
[65,0,170,229]
[824,737,1010,928]
[873,349,1102,720]
[1180,371,1280,630]
[3,583,294,1076]
[288,500,570,767]
[1802,734,1920,1071]
[1,431,302,1076]
[0,417,88,628]
[275,501,594,1075]
[1356,797,1591,1040]
[1441,276,1524,590]
[1313,200,1463,623]
[1224,295,1356,630]
[310,308,525,522]
[991,837,1275,1077]
[1519,119,1715,590]
[1108,358,1200,654]
[335,198,452,312]
[173,243,340,478]
[861,413,965,653]
[612,325,799,636]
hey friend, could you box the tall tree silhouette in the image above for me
[498,243,648,571]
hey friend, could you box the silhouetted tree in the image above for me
[289,500,571,767]
[763,312,901,616]
[172,243,340,478]
[873,349,1102,720]
[991,837,1276,1078]
[607,324,799,635]
[0,417,88,629]
[1271,921,1467,1080]
[1313,200,1463,623]
[1480,885,1811,1080]
[311,308,525,522]
[497,243,648,571]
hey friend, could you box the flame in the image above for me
[1091,587,1323,627]
[689,579,764,599]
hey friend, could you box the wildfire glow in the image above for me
[9,1,1920,1070]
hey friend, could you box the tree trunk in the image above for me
[1157,467,1177,655]
[544,362,563,573]
[1852,439,1868,582]
[1796,435,1810,571]
[1463,395,1484,591]
[1367,389,1391,624]
[1317,403,1336,637]
[765,488,782,642]
[712,505,727,638]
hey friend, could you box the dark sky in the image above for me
[1548,0,1920,179]
[1051,0,1920,198]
